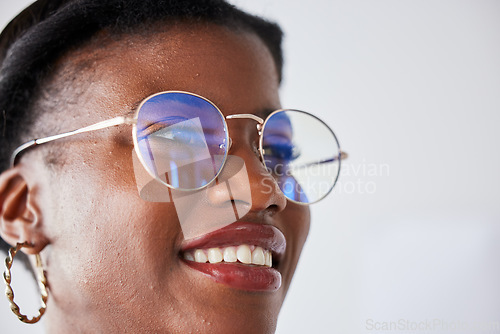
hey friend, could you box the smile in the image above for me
[183,245,273,267]
[180,222,286,292]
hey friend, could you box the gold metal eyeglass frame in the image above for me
[10,91,348,204]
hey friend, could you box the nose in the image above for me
[206,121,287,215]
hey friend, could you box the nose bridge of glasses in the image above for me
[224,114,265,158]
[225,114,264,134]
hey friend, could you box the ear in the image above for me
[0,168,49,254]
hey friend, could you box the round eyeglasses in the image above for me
[11,91,347,204]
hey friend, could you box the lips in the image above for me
[180,222,286,291]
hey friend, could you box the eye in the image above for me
[141,117,207,147]
[154,126,202,145]
[137,116,185,137]
[262,135,301,161]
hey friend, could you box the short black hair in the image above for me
[0,0,283,254]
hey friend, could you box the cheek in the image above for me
[281,203,310,266]
[275,202,310,295]
[43,153,182,310]
[291,204,311,254]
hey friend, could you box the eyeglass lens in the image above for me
[134,92,340,203]
[261,110,341,204]
[135,92,228,190]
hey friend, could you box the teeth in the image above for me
[251,247,265,265]
[265,250,272,267]
[223,246,237,263]
[207,248,223,263]
[194,249,208,263]
[184,252,194,261]
[183,245,273,267]
[237,244,252,264]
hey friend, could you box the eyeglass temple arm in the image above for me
[10,116,136,167]
[291,151,349,170]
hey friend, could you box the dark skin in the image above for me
[0,23,310,333]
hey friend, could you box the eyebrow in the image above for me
[131,95,278,121]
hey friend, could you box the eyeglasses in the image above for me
[11,91,347,204]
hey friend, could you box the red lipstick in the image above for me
[180,222,286,291]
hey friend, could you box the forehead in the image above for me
[45,22,280,123]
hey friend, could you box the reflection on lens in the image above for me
[262,110,341,204]
[135,92,228,190]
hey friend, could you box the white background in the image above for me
[1,1,499,333]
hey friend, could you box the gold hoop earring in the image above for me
[3,242,48,324]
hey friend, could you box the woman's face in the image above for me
[23,23,310,333]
